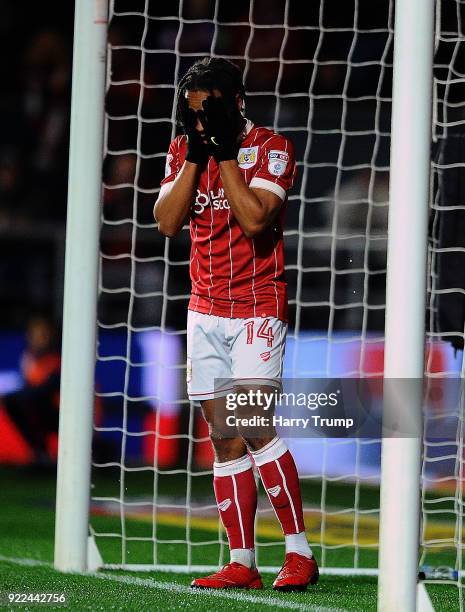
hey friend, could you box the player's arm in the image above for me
[154,102,208,237]
[218,161,282,237]
[200,96,288,237]
[154,162,201,237]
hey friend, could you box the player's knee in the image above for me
[210,435,245,463]
[241,435,276,452]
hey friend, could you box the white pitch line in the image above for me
[94,572,345,612]
[0,555,49,568]
[0,555,347,612]
[103,563,379,577]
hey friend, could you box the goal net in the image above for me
[422,0,465,601]
[90,0,464,590]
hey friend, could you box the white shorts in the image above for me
[186,310,287,401]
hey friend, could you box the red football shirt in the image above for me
[160,123,296,321]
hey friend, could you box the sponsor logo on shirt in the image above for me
[193,188,230,215]
[268,150,289,176]
[165,153,173,177]
[237,146,259,169]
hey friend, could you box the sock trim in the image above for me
[230,548,255,568]
[251,436,287,467]
[213,454,253,477]
[275,457,299,532]
[285,532,312,558]
[231,474,245,548]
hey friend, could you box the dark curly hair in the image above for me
[176,57,245,127]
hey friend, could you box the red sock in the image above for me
[253,438,305,535]
[213,454,257,550]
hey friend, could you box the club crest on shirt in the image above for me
[237,146,259,169]
[268,150,289,176]
[165,153,173,177]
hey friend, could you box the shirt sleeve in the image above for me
[249,134,296,201]
[160,136,184,193]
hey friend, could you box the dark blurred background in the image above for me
[0,0,397,332]
[0,0,463,469]
[100,0,395,336]
[2,0,464,330]
[0,3,73,325]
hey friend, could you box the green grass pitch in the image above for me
[0,467,462,611]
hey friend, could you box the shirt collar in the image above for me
[239,118,254,142]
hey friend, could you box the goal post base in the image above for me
[87,535,103,572]
[417,583,436,612]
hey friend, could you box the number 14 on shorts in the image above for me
[245,318,274,347]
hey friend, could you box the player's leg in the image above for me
[249,434,319,590]
[192,397,261,588]
[230,317,319,590]
[247,433,309,555]
[187,311,262,589]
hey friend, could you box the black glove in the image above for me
[200,96,246,162]
[179,98,209,165]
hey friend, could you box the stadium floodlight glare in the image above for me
[54,1,464,610]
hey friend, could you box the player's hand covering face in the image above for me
[200,96,246,162]
[179,96,209,165]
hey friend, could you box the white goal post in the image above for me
[54,2,462,611]
[54,0,108,573]
[377,0,434,609]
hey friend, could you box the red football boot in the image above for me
[191,562,263,590]
[272,553,319,591]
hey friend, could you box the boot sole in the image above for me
[191,584,263,590]
[191,579,263,590]
[273,570,319,591]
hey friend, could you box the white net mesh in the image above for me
[90,0,464,592]
[421,0,465,603]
